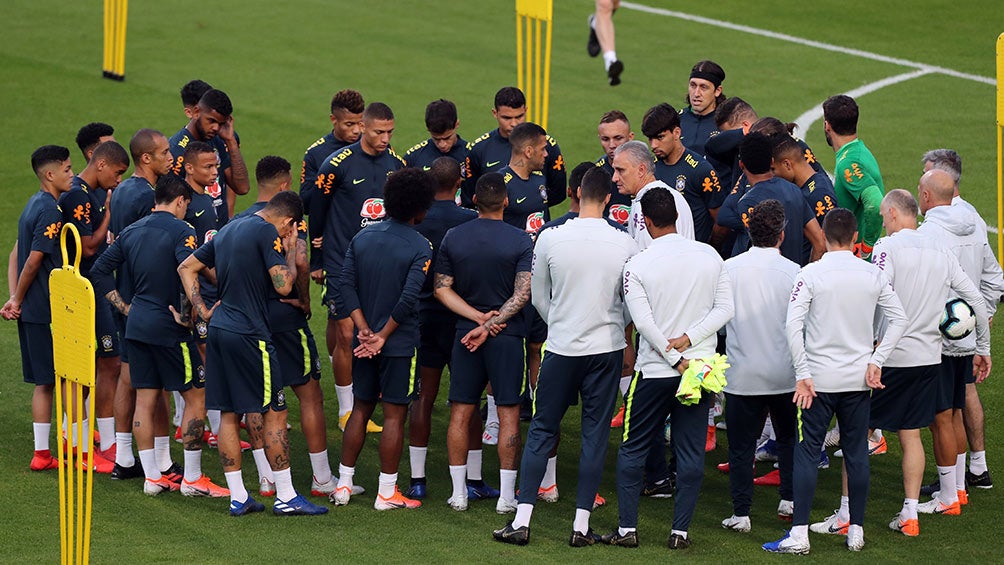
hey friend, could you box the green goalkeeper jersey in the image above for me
[833,138,884,259]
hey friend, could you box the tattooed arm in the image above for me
[178,253,216,321]
[433,273,489,324]
[484,270,531,334]
[104,290,130,316]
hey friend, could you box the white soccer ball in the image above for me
[939,298,976,340]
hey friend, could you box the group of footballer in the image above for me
[8,59,1002,554]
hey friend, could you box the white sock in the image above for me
[335,385,353,418]
[902,498,918,520]
[618,527,636,536]
[671,529,688,539]
[707,406,715,426]
[467,449,483,481]
[603,50,617,70]
[512,503,534,529]
[33,422,50,452]
[449,465,467,500]
[937,465,958,503]
[848,524,863,539]
[154,436,171,471]
[172,391,184,428]
[869,429,883,442]
[790,525,809,541]
[96,417,115,451]
[378,472,397,499]
[183,449,202,482]
[139,449,160,481]
[225,470,248,504]
[757,418,771,446]
[500,469,518,501]
[542,456,557,487]
[410,446,428,479]
[970,450,988,475]
[72,419,87,450]
[309,450,333,484]
[618,376,631,398]
[956,453,967,491]
[573,508,590,534]
[837,496,850,523]
[486,395,499,427]
[115,432,135,467]
[207,410,221,436]
[274,467,296,501]
[338,464,355,488]
[252,449,274,482]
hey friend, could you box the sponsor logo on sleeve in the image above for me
[360,198,386,227]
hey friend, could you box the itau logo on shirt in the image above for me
[608,204,630,225]
[525,212,544,234]
[360,198,386,226]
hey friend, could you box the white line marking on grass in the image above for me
[793,69,935,137]
[621,2,996,85]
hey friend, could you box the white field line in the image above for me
[620,2,996,85]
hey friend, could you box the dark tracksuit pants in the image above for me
[793,390,870,527]
[616,372,711,531]
[724,392,796,516]
[517,349,622,510]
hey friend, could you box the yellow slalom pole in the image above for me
[996,33,1003,262]
[516,11,524,94]
[542,14,552,130]
[102,0,111,74]
[116,0,129,78]
[534,18,542,125]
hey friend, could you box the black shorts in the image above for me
[113,311,129,363]
[869,364,939,430]
[18,321,54,385]
[273,327,321,388]
[128,337,205,392]
[94,295,120,358]
[937,355,970,412]
[524,306,547,344]
[324,274,349,321]
[449,332,525,406]
[418,308,456,370]
[353,354,416,405]
[205,328,286,414]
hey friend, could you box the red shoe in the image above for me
[958,489,969,505]
[30,450,60,471]
[705,425,717,452]
[593,493,606,509]
[206,433,251,451]
[374,486,421,510]
[753,469,781,486]
[99,444,116,462]
[174,426,183,443]
[76,449,115,474]
[717,462,730,474]
[610,405,625,428]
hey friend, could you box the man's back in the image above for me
[436,218,533,336]
[16,190,62,324]
[414,200,477,307]
[109,176,155,236]
[723,246,799,394]
[532,218,638,356]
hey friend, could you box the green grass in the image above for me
[1,0,1003,562]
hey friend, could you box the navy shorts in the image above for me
[418,308,456,370]
[113,311,129,363]
[128,337,205,392]
[273,327,321,388]
[18,321,54,385]
[870,364,939,430]
[524,306,548,344]
[449,332,525,406]
[937,355,970,412]
[94,295,120,358]
[324,274,349,321]
[205,328,286,414]
[353,354,416,405]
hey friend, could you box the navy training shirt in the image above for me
[717,176,815,265]
[339,219,433,356]
[653,149,724,244]
[462,129,566,209]
[500,166,550,236]
[678,106,719,157]
[310,141,406,274]
[404,137,469,172]
[413,200,477,310]
[59,176,107,276]
[233,201,311,334]
[91,211,197,346]
[193,214,287,340]
[301,133,350,271]
[168,127,231,227]
[16,190,63,323]
[435,218,533,337]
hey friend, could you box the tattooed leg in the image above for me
[218,412,242,471]
[263,409,291,471]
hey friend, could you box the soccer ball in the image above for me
[939,298,976,340]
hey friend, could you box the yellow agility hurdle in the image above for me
[51,223,96,565]
[102,0,128,80]
[515,0,553,130]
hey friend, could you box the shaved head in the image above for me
[883,189,919,217]
[920,169,955,205]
